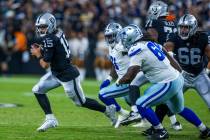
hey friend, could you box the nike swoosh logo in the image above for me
[159,132,167,138]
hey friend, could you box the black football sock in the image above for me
[167,109,175,117]
[34,93,52,114]
[155,104,169,123]
[82,97,106,113]
[129,85,140,106]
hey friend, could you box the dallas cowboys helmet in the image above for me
[35,13,57,37]
[118,24,143,50]
[104,22,122,47]
[147,1,168,20]
[177,14,198,40]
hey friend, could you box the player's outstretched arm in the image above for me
[110,65,118,80]
[162,47,182,72]
[118,66,140,84]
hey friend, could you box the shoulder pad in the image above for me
[55,29,64,38]
[196,31,208,35]
[194,31,208,41]
[128,43,142,57]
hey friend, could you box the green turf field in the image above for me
[0,76,209,140]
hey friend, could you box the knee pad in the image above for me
[171,105,184,114]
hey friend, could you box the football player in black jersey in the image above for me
[145,2,177,45]
[127,1,182,130]
[30,13,117,132]
[165,14,210,111]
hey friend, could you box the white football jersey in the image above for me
[128,41,179,83]
[109,42,130,79]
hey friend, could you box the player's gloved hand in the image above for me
[100,79,111,90]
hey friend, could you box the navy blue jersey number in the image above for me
[110,56,119,70]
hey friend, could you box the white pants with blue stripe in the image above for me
[136,74,185,114]
[99,83,130,98]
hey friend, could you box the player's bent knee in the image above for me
[136,97,144,106]
[65,90,84,107]
[32,84,45,94]
[98,92,105,100]
[68,95,83,107]
[172,106,184,114]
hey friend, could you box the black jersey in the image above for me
[167,31,210,75]
[145,18,177,45]
[38,30,79,82]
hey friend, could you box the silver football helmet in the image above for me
[35,13,56,37]
[104,22,122,47]
[177,14,198,40]
[118,24,143,50]
[147,1,168,20]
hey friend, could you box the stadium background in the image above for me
[0,0,209,78]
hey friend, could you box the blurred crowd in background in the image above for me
[0,0,209,81]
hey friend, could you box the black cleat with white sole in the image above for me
[120,111,141,126]
[149,128,169,140]
[199,127,210,139]
[142,126,155,136]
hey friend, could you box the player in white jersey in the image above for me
[117,25,210,139]
[98,23,144,128]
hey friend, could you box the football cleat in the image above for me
[114,111,130,128]
[142,126,155,136]
[104,105,117,126]
[119,111,141,126]
[150,128,169,140]
[171,121,182,131]
[132,119,151,128]
[37,118,58,132]
[199,127,210,139]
